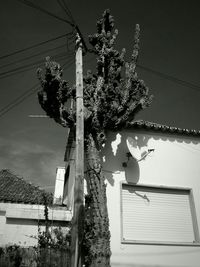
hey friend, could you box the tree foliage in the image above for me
[37,9,152,145]
[37,9,153,267]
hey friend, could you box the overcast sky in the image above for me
[1,0,200,190]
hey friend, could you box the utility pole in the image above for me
[71,34,84,267]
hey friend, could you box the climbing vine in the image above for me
[37,193,71,251]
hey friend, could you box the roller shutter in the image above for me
[121,184,199,244]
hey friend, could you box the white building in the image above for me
[0,169,72,247]
[62,120,200,267]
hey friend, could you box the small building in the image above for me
[63,120,200,267]
[0,169,72,247]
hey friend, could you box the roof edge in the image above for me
[126,120,200,137]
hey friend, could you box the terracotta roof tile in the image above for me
[0,169,53,204]
[126,120,200,137]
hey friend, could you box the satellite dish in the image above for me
[126,137,141,161]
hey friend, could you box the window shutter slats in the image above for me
[122,185,196,243]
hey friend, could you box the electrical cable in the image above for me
[82,53,200,92]
[56,0,70,18]
[0,85,38,114]
[0,52,74,77]
[55,0,88,52]
[0,32,76,80]
[16,0,74,26]
[0,55,74,80]
[137,64,200,92]
[0,84,39,118]
[0,58,74,118]
[0,57,74,112]
[0,32,73,61]
[0,57,74,115]
[56,0,75,25]
[61,0,75,22]
[16,0,88,53]
[0,43,72,71]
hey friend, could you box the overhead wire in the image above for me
[0,56,74,104]
[56,0,70,18]
[61,0,75,22]
[14,0,200,93]
[137,64,200,92]
[0,32,74,61]
[0,32,76,70]
[0,55,73,80]
[0,48,75,80]
[16,0,74,26]
[0,1,76,119]
[5,0,200,121]
[55,0,88,52]
[56,0,75,25]
[0,56,72,80]
[0,43,73,71]
[0,32,76,79]
[0,51,74,78]
[0,58,74,119]
[0,84,40,119]
[1,54,200,117]
[0,85,39,114]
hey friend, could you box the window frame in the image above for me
[120,182,200,246]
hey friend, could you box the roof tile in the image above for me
[0,169,53,205]
[126,120,200,137]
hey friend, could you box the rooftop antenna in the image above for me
[28,115,48,118]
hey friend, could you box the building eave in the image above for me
[126,120,200,137]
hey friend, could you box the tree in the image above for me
[37,9,153,267]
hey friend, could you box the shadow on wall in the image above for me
[101,128,200,187]
[101,130,151,186]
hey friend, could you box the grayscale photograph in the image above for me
[0,1,200,266]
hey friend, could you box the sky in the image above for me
[1,0,200,191]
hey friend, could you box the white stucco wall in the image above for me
[102,129,200,267]
[0,202,72,247]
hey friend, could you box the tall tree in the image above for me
[37,10,153,267]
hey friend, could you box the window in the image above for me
[121,183,200,245]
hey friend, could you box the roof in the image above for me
[64,120,200,162]
[0,169,53,205]
[126,120,200,137]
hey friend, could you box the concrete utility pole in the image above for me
[71,34,84,267]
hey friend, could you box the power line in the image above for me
[55,0,88,52]
[0,55,74,80]
[62,0,75,22]
[56,0,70,18]
[0,89,38,119]
[0,59,74,114]
[56,0,76,25]
[137,64,200,92]
[0,52,74,78]
[16,0,88,53]
[0,1,79,119]
[0,43,73,71]
[0,32,73,61]
[0,33,76,80]
[83,52,200,92]
[0,84,39,118]
[0,85,38,114]
[16,0,74,26]
[0,33,75,70]
[0,52,73,76]
[0,59,75,119]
